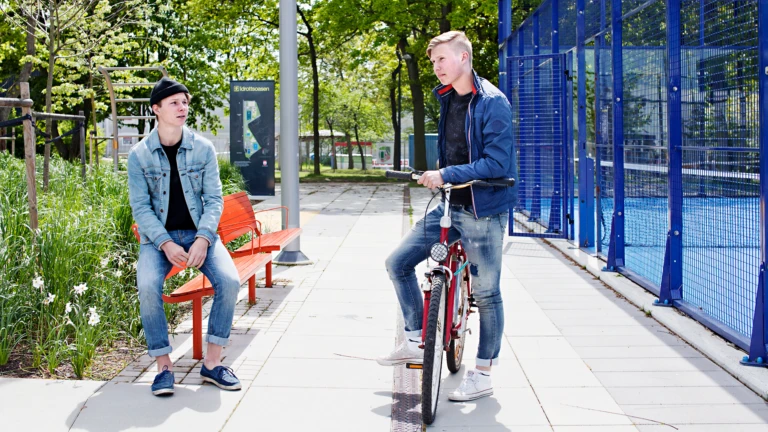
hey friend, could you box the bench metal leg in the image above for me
[192,297,203,360]
[266,261,273,287]
[248,275,256,304]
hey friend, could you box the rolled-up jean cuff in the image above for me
[476,357,499,367]
[405,329,422,339]
[205,334,229,347]
[148,345,173,358]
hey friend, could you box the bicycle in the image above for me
[385,170,515,425]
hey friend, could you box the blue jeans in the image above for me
[385,203,508,367]
[137,230,240,357]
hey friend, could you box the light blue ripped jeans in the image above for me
[136,229,240,357]
[385,203,508,367]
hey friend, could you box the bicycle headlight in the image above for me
[430,242,449,262]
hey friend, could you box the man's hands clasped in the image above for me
[161,238,209,269]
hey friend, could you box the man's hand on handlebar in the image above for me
[417,170,445,190]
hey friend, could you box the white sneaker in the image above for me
[448,369,493,401]
[376,339,423,366]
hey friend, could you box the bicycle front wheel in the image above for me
[422,274,446,425]
[447,265,469,374]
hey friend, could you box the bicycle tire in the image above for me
[447,266,469,374]
[422,274,446,425]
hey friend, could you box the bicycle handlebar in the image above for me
[385,170,515,188]
[385,170,420,181]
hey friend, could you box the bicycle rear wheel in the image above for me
[447,266,469,373]
[422,274,446,425]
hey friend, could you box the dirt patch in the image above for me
[0,340,146,380]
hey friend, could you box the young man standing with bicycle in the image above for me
[128,77,242,396]
[377,31,517,402]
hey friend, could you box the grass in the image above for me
[0,153,247,379]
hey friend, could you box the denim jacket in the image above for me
[435,70,518,218]
[127,126,223,250]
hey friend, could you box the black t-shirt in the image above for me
[444,90,473,206]
[162,140,197,232]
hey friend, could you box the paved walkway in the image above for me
[2,184,767,431]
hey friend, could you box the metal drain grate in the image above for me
[390,185,423,432]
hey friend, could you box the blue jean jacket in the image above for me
[127,126,223,250]
[434,70,518,218]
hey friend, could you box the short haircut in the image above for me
[426,31,473,64]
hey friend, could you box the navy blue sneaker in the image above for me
[151,366,174,396]
[200,364,242,391]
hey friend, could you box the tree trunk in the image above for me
[298,7,321,176]
[43,22,56,189]
[440,3,452,33]
[354,116,365,171]
[0,9,36,157]
[346,133,353,169]
[389,54,402,170]
[327,119,337,171]
[399,39,426,171]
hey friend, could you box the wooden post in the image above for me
[89,130,93,168]
[79,110,86,181]
[20,82,38,231]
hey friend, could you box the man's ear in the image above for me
[151,104,159,116]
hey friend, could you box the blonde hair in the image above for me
[426,31,473,64]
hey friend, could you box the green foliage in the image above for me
[0,153,245,377]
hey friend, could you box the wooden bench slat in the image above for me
[165,253,271,300]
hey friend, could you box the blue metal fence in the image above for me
[499,0,768,366]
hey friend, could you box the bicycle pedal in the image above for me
[405,363,423,370]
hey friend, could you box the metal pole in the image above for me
[658,0,684,306]
[606,0,625,270]
[20,82,38,231]
[274,0,310,265]
[744,0,768,367]
[577,0,594,247]
[79,110,86,181]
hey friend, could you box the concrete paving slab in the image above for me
[252,357,392,389]
[535,387,635,426]
[0,378,106,432]
[607,386,768,405]
[69,382,243,432]
[222,387,391,432]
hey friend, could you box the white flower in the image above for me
[43,293,55,305]
[88,308,100,326]
[100,257,109,267]
[115,270,123,278]
[65,302,72,314]
[73,283,88,296]
[65,317,74,326]
[132,261,138,270]
[32,276,44,291]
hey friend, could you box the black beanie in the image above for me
[149,77,189,106]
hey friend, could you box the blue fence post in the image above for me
[605,0,625,270]
[657,0,684,306]
[743,0,768,368]
[567,50,576,241]
[577,0,594,247]
[498,0,511,96]
[594,26,604,253]
[548,0,564,233]
[531,12,543,222]
[517,32,527,214]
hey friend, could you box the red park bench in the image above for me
[131,191,302,359]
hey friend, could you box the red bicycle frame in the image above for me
[420,205,472,351]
